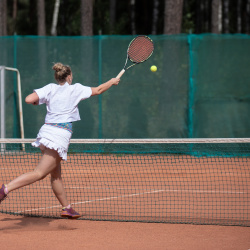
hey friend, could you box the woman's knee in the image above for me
[50,165,61,179]
[34,169,47,180]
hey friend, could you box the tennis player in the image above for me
[0,62,120,219]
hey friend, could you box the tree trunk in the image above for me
[237,0,242,33]
[0,0,7,36]
[204,0,209,32]
[130,0,136,35]
[223,0,229,33]
[200,0,205,32]
[211,0,221,33]
[218,0,222,32]
[37,0,46,35]
[13,0,17,18]
[196,1,202,33]
[51,0,60,36]
[81,0,94,36]
[164,0,184,34]
[152,0,159,35]
[12,0,17,34]
[109,0,116,33]
[246,0,250,34]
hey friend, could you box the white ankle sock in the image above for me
[4,185,8,195]
[63,204,71,209]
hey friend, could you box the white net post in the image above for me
[0,66,25,151]
[5,67,25,140]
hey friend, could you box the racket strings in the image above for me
[128,36,154,63]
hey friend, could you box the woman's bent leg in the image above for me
[50,160,81,219]
[6,148,60,193]
[50,163,69,207]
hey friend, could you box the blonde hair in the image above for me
[52,63,72,83]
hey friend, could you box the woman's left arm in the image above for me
[25,92,39,105]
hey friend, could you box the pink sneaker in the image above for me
[0,184,7,203]
[61,207,81,219]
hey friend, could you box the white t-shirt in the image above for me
[34,82,92,123]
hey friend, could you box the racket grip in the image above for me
[116,69,125,79]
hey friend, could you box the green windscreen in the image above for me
[0,34,249,139]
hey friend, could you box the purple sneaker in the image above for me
[61,207,81,219]
[0,184,7,203]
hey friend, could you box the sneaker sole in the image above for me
[61,214,81,219]
[0,185,7,203]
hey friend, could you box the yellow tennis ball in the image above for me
[150,65,157,72]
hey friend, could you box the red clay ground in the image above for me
[0,213,249,250]
[1,150,249,249]
[1,153,249,225]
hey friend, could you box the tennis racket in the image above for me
[116,35,154,78]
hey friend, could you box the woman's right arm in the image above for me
[91,78,120,96]
[25,92,39,105]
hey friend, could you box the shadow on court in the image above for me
[0,216,77,231]
[0,213,249,250]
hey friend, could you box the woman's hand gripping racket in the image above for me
[116,35,154,79]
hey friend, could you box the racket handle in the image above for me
[116,69,125,79]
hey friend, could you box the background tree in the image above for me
[3,0,250,36]
[37,0,46,35]
[237,0,242,33]
[152,0,159,35]
[223,0,230,33]
[211,0,222,34]
[246,0,250,34]
[109,0,116,33]
[204,0,210,32]
[164,0,184,34]
[51,0,60,36]
[81,0,94,36]
[0,0,7,36]
[130,0,136,35]
[12,0,17,34]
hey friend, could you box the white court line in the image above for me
[15,189,162,213]
[16,204,62,213]
[15,188,247,214]
[34,185,247,195]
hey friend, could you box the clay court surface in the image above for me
[0,213,250,250]
[0,147,249,249]
[1,152,249,225]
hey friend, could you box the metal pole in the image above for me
[0,66,5,139]
[187,34,194,139]
[0,66,6,152]
[98,33,103,139]
[5,67,24,140]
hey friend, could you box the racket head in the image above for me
[127,36,154,64]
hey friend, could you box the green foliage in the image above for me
[182,0,195,34]
[4,1,250,35]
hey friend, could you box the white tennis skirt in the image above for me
[32,124,72,161]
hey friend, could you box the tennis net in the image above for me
[0,138,249,226]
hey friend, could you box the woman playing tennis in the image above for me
[0,62,120,219]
